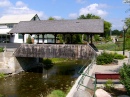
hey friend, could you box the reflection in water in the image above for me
[0,59,90,97]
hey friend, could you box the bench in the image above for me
[95,73,120,84]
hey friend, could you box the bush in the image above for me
[96,52,114,65]
[47,90,66,97]
[96,52,125,65]
[0,94,3,97]
[113,53,125,59]
[104,79,114,92]
[119,64,130,95]
[0,73,5,78]
[26,35,32,44]
[0,47,4,52]
[42,59,53,65]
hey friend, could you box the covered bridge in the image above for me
[9,19,104,59]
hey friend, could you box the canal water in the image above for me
[0,59,90,97]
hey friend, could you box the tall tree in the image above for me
[78,14,101,19]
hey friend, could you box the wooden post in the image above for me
[70,34,73,44]
[87,34,89,43]
[37,34,39,44]
[22,33,25,43]
[90,34,93,44]
[42,34,44,43]
[63,34,66,44]
[54,34,57,44]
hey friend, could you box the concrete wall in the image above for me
[0,51,41,74]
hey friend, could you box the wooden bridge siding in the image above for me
[14,44,96,59]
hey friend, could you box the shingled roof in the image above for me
[9,19,104,34]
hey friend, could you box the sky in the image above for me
[0,0,130,30]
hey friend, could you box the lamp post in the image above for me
[123,25,127,55]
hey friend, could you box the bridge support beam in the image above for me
[90,34,93,44]
[22,34,25,43]
[42,34,45,43]
[54,34,57,43]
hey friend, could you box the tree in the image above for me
[111,29,122,35]
[48,17,56,20]
[78,14,101,19]
[26,35,32,44]
[104,21,112,37]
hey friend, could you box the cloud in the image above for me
[69,13,78,19]
[76,0,86,4]
[68,3,108,19]
[0,0,12,7]
[0,0,47,19]
[79,3,108,17]
[123,0,130,3]
[15,1,27,7]
[52,16,62,20]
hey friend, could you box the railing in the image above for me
[76,43,97,97]
[77,57,97,97]
[13,44,96,59]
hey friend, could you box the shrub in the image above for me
[96,52,114,65]
[0,94,3,97]
[0,47,4,52]
[47,90,66,97]
[42,59,53,65]
[119,64,130,95]
[104,79,114,92]
[26,35,32,44]
[0,73,5,78]
[113,53,125,59]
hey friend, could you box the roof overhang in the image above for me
[0,29,11,34]
[9,19,104,34]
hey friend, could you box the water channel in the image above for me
[0,59,90,97]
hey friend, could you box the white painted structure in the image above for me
[0,14,40,43]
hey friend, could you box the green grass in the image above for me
[0,73,5,78]
[46,90,66,97]
[95,42,123,51]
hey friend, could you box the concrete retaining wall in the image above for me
[0,51,40,74]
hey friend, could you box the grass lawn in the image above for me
[94,42,123,51]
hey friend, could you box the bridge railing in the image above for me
[13,44,96,59]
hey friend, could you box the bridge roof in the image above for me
[9,19,104,34]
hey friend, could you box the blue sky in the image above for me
[0,0,130,30]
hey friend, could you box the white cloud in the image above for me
[0,0,12,7]
[79,3,108,18]
[76,0,86,4]
[69,13,78,19]
[52,16,62,20]
[0,0,47,19]
[68,3,108,19]
[16,1,27,7]
[123,0,130,3]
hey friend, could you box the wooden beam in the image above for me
[22,33,25,43]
